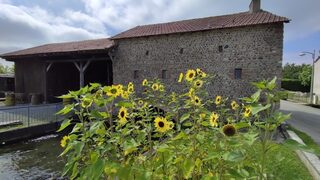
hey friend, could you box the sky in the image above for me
[0,0,319,66]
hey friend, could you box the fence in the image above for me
[287,92,310,103]
[0,103,63,132]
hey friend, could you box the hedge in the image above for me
[281,79,310,92]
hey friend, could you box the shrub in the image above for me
[281,79,310,92]
[57,69,304,179]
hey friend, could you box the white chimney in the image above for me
[249,0,261,13]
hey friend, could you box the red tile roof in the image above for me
[1,38,114,58]
[112,10,290,39]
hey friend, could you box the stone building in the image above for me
[0,0,290,103]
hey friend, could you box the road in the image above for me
[280,100,320,144]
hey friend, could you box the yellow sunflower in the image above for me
[159,84,165,92]
[138,99,144,106]
[215,96,222,105]
[121,91,129,99]
[106,85,121,98]
[209,112,219,127]
[118,107,128,119]
[199,113,206,120]
[185,69,196,82]
[154,117,170,133]
[128,82,134,88]
[119,117,127,126]
[168,121,174,129]
[127,86,134,94]
[194,79,204,88]
[142,79,148,86]
[192,95,202,106]
[81,98,93,108]
[188,88,195,97]
[231,101,239,110]
[222,124,237,136]
[60,135,69,148]
[196,68,207,78]
[152,83,159,91]
[243,107,252,118]
[178,73,184,83]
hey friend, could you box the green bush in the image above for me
[281,79,310,92]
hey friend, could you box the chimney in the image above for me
[249,0,261,13]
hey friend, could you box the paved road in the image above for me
[280,100,320,144]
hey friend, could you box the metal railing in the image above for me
[0,103,63,132]
[287,92,310,103]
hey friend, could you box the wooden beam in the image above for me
[83,60,91,72]
[73,61,80,71]
[46,62,53,72]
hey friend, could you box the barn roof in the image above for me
[1,38,114,59]
[111,10,290,40]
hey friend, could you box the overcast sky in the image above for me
[0,0,319,66]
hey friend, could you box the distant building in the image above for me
[0,0,290,103]
[313,57,320,104]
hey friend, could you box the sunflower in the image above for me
[106,85,121,98]
[196,68,207,78]
[154,117,170,133]
[199,113,206,120]
[178,73,184,83]
[118,107,128,119]
[185,69,196,82]
[152,83,159,91]
[192,96,202,106]
[119,117,127,126]
[215,96,222,105]
[194,79,204,88]
[142,79,148,86]
[231,101,239,110]
[81,98,93,108]
[168,121,174,129]
[138,99,144,106]
[128,86,134,94]
[60,136,69,148]
[159,84,165,92]
[188,88,195,97]
[121,91,129,99]
[222,124,237,136]
[243,107,252,118]
[128,82,134,88]
[209,112,219,127]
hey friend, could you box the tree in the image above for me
[299,64,312,86]
[0,63,14,74]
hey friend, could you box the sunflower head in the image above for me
[243,107,252,118]
[178,73,184,83]
[81,98,93,108]
[128,82,134,88]
[196,68,207,78]
[192,96,202,106]
[138,99,144,106]
[106,85,121,98]
[154,117,170,133]
[215,96,222,105]
[159,84,165,92]
[209,112,219,127]
[199,113,206,120]
[60,136,69,148]
[118,107,128,120]
[142,79,148,86]
[222,124,237,137]
[152,83,159,91]
[121,91,129,99]
[231,101,239,110]
[186,69,196,82]
[194,79,204,88]
[127,86,134,94]
[168,121,174,129]
[119,117,127,126]
[188,88,195,97]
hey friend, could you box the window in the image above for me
[234,68,242,79]
[162,70,167,79]
[218,45,223,52]
[134,70,139,79]
[145,50,149,56]
[180,48,184,54]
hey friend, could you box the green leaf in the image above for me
[57,94,74,99]
[57,104,74,115]
[266,77,277,90]
[251,104,271,115]
[172,132,187,140]
[91,159,105,180]
[235,122,250,129]
[116,101,134,108]
[251,90,261,103]
[180,113,191,122]
[182,158,195,179]
[223,151,245,162]
[283,139,319,155]
[57,119,71,132]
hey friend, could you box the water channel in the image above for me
[0,134,65,179]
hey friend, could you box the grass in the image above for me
[287,125,320,155]
[249,141,313,180]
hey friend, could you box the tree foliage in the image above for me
[282,63,312,86]
[0,63,14,74]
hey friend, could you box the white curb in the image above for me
[287,130,320,179]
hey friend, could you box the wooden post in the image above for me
[74,61,91,88]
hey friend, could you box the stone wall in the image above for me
[113,23,284,99]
